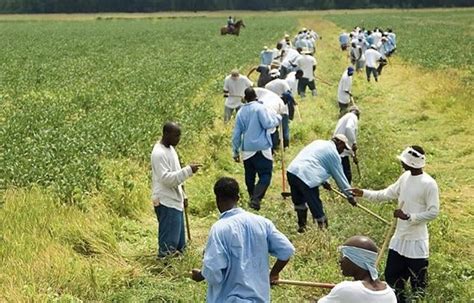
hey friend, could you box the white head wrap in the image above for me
[397,147,426,168]
[340,245,379,280]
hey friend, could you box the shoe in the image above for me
[296,209,307,233]
[248,202,260,211]
[317,218,329,229]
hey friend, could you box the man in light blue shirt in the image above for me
[286,135,356,232]
[232,87,281,211]
[191,177,295,303]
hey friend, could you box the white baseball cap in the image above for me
[333,134,352,150]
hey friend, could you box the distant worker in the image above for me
[333,106,360,184]
[265,70,292,148]
[349,145,439,302]
[260,46,274,66]
[295,49,317,98]
[337,66,354,114]
[232,88,281,211]
[339,32,350,51]
[350,42,365,72]
[318,236,397,303]
[286,135,356,232]
[247,60,281,88]
[191,177,295,303]
[364,45,383,82]
[223,69,253,122]
[151,122,201,258]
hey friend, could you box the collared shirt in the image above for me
[232,100,281,157]
[287,140,352,195]
[363,171,440,258]
[202,208,295,303]
[333,112,358,157]
[150,142,192,211]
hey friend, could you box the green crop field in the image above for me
[1,9,473,302]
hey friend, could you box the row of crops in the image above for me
[0,16,296,200]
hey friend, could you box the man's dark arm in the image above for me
[269,259,290,285]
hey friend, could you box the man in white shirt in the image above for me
[333,106,360,184]
[295,50,317,98]
[151,122,201,257]
[349,145,440,302]
[265,71,292,148]
[223,69,253,123]
[337,67,354,114]
[318,236,397,303]
[364,45,383,82]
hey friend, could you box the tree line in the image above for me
[0,0,471,14]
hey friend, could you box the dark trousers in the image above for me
[385,249,429,303]
[271,115,290,150]
[297,77,316,97]
[243,151,273,206]
[154,204,185,257]
[287,172,326,221]
[366,66,378,81]
[338,102,349,116]
[341,156,352,184]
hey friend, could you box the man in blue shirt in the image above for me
[287,135,356,232]
[191,177,295,303]
[232,87,281,211]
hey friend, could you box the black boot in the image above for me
[249,183,268,211]
[316,217,329,229]
[296,209,308,233]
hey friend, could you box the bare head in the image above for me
[162,122,181,147]
[244,87,257,102]
[214,177,240,213]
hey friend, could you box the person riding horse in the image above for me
[227,16,235,33]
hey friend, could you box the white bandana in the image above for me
[397,147,426,168]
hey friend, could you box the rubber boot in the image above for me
[296,209,308,233]
[316,218,329,229]
[249,183,268,211]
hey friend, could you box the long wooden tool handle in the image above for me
[332,188,390,225]
[184,205,192,241]
[376,201,404,267]
[276,279,336,289]
[279,122,286,193]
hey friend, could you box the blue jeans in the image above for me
[287,172,326,222]
[154,204,185,257]
[243,151,273,206]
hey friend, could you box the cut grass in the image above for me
[1,10,473,302]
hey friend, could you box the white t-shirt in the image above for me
[337,71,352,104]
[333,112,358,157]
[281,48,300,68]
[295,54,317,80]
[364,49,383,68]
[151,143,193,211]
[255,87,287,116]
[318,281,397,303]
[223,75,253,109]
[285,72,298,94]
[363,171,440,258]
[265,78,290,97]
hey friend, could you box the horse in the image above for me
[221,20,245,36]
